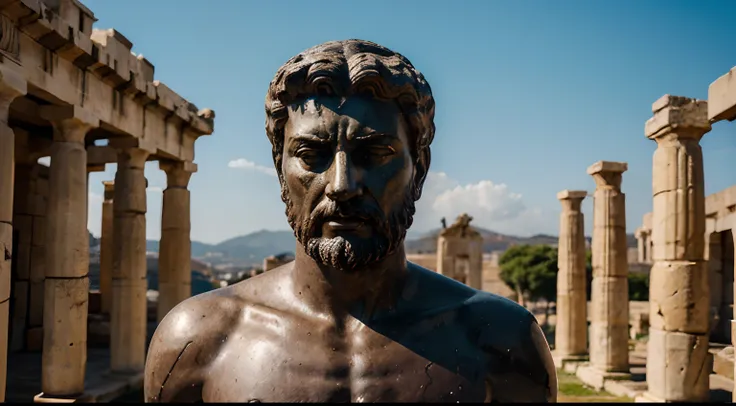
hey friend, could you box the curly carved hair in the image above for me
[264,39,436,200]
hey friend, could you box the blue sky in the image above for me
[83,0,735,244]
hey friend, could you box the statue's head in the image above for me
[265,39,436,272]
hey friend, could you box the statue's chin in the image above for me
[305,236,387,272]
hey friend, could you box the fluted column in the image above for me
[638,95,711,403]
[0,68,26,403]
[587,160,629,374]
[111,147,149,373]
[99,181,114,315]
[36,106,99,401]
[554,190,588,362]
[157,161,195,322]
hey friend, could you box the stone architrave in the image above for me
[587,160,629,375]
[111,147,150,373]
[38,105,99,400]
[553,190,588,363]
[637,95,712,403]
[99,181,115,315]
[157,161,196,322]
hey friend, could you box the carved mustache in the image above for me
[306,198,387,237]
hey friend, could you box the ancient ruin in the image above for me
[436,213,483,289]
[554,65,736,402]
[580,160,631,384]
[0,0,214,401]
[553,190,588,366]
[638,95,712,402]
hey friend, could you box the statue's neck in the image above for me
[290,242,409,321]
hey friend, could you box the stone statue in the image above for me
[144,39,557,403]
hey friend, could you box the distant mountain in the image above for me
[403,227,637,254]
[146,230,296,266]
[142,227,638,265]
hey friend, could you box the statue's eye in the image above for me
[359,145,395,164]
[296,147,328,168]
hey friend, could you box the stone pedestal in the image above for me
[111,148,149,373]
[99,181,114,315]
[157,161,195,322]
[640,95,711,403]
[554,190,588,361]
[0,69,27,402]
[587,160,629,374]
[39,106,99,399]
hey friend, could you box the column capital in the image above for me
[557,190,588,201]
[40,105,100,142]
[116,147,150,169]
[587,160,627,190]
[707,66,736,123]
[634,227,649,239]
[102,181,114,201]
[160,160,197,188]
[645,95,710,141]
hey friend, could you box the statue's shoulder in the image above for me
[461,292,557,402]
[144,286,247,401]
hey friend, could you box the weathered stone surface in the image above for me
[645,328,710,402]
[110,277,148,373]
[436,214,483,289]
[588,161,629,374]
[111,148,149,373]
[99,181,114,315]
[648,261,709,333]
[708,66,736,122]
[713,346,734,379]
[157,162,194,322]
[555,191,588,357]
[642,95,711,403]
[42,277,89,396]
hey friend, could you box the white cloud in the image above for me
[228,158,277,176]
[411,171,556,237]
[37,156,50,167]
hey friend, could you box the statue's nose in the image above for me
[325,150,362,201]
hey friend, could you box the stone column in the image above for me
[36,106,99,401]
[111,147,150,373]
[10,162,34,352]
[0,69,26,402]
[637,95,711,403]
[27,163,48,351]
[99,181,114,315]
[587,160,629,375]
[635,227,647,263]
[157,161,195,322]
[553,190,588,364]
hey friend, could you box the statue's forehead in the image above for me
[289,96,403,134]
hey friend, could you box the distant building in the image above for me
[263,252,295,271]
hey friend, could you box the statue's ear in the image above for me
[413,147,430,200]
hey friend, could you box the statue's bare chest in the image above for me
[201,318,488,402]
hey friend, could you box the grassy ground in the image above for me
[557,370,633,403]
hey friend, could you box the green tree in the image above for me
[499,244,558,323]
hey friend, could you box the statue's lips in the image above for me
[322,216,367,231]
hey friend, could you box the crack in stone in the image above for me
[158,341,193,401]
[422,362,434,399]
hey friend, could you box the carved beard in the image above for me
[284,185,417,272]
